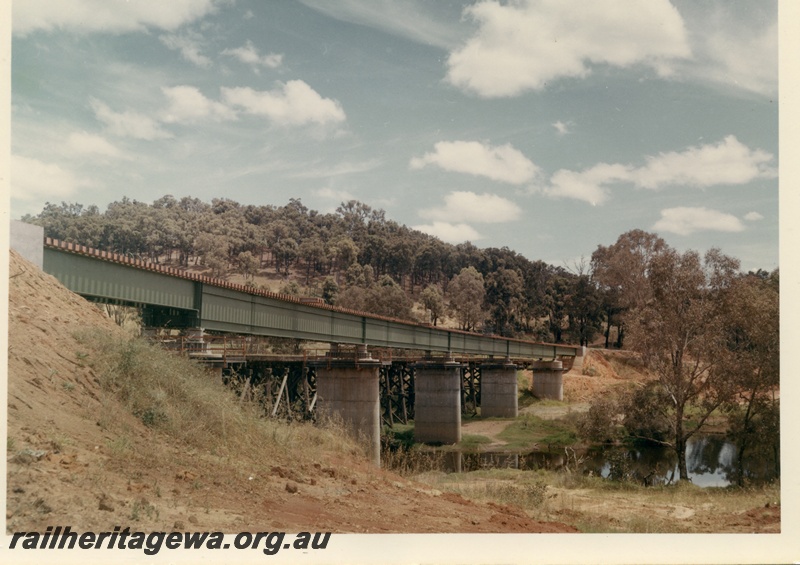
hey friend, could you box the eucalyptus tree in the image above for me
[484,268,525,336]
[591,229,668,347]
[327,235,359,280]
[336,200,380,241]
[337,273,415,321]
[413,241,446,287]
[104,197,152,258]
[627,247,739,481]
[565,271,603,347]
[366,275,415,320]
[420,285,445,326]
[448,267,485,332]
[321,277,339,305]
[272,238,299,276]
[237,250,260,280]
[298,236,327,283]
[720,270,780,484]
[443,242,486,283]
[518,259,551,332]
[386,237,415,287]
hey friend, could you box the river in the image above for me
[431,435,778,487]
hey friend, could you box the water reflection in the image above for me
[426,435,777,487]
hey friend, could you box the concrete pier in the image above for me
[480,360,519,418]
[413,357,462,444]
[314,346,382,465]
[531,360,564,401]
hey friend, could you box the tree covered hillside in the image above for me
[22,196,775,348]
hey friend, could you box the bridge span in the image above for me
[38,236,578,465]
[42,238,576,361]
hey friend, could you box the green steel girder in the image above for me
[43,244,578,359]
[43,248,197,311]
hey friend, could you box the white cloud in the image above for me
[10,155,94,201]
[66,131,128,159]
[221,81,346,126]
[696,22,777,96]
[652,207,745,236]
[290,159,382,179]
[91,99,173,140]
[446,0,690,97]
[410,141,539,184]
[539,136,776,205]
[744,211,764,222]
[296,0,463,50]
[412,222,483,244]
[419,191,522,223]
[552,121,572,136]
[160,86,236,123]
[159,33,212,68]
[314,186,355,202]
[630,135,777,189]
[13,0,219,36]
[676,3,777,97]
[222,41,284,69]
[543,162,630,206]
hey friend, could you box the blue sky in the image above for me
[10,0,778,271]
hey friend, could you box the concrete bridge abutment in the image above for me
[314,345,381,466]
[480,359,519,418]
[413,356,462,444]
[531,360,564,401]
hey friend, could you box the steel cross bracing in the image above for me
[43,238,579,360]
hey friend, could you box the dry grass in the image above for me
[417,468,549,510]
[75,328,366,472]
[416,467,781,533]
[381,447,449,476]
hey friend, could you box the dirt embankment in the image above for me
[6,250,576,534]
[562,348,651,403]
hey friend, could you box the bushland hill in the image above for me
[22,196,614,344]
[24,196,779,349]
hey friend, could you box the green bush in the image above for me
[577,397,620,443]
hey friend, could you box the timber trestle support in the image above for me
[379,362,415,427]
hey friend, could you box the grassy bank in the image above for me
[497,413,579,450]
[75,328,366,473]
[414,468,780,533]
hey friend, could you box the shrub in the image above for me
[577,397,620,443]
[619,382,672,443]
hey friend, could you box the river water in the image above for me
[433,435,778,487]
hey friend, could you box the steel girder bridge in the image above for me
[42,238,578,422]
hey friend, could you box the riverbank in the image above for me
[413,468,780,533]
[378,353,780,533]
